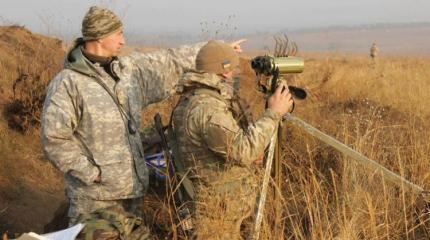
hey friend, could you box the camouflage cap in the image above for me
[82,6,123,41]
[196,40,239,75]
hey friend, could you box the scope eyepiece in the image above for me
[251,56,305,76]
[251,55,307,100]
[251,56,274,75]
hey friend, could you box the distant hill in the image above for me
[127,23,430,57]
[248,22,430,56]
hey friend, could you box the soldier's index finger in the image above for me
[232,38,247,46]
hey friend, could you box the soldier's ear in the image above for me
[220,70,234,79]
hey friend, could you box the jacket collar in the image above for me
[176,70,234,100]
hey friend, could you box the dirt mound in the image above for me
[0,26,64,132]
[0,25,64,95]
[0,26,66,235]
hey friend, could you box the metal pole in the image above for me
[274,123,283,239]
[253,126,278,240]
[284,114,425,195]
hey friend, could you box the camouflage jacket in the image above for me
[171,71,282,183]
[41,42,204,200]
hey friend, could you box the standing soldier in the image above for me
[41,5,203,229]
[370,42,379,59]
[171,40,293,238]
[41,5,245,234]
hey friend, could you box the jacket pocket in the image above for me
[98,161,132,187]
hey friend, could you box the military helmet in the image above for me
[196,40,239,75]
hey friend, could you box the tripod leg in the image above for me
[274,123,283,239]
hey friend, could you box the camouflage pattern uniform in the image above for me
[171,70,282,239]
[76,205,152,240]
[41,42,204,224]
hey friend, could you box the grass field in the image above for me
[1,26,430,239]
[255,54,430,239]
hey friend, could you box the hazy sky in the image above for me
[1,0,430,38]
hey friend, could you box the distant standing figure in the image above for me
[370,42,379,59]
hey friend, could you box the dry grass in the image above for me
[1,25,430,239]
[0,26,66,234]
[142,55,430,239]
[259,54,430,239]
[0,25,64,190]
[0,25,64,132]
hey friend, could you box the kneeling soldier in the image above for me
[171,40,293,239]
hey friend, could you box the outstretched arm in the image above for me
[130,39,247,107]
[130,42,206,106]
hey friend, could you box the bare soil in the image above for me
[0,26,66,235]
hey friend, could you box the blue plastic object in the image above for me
[145,152,167,180]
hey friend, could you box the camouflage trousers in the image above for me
[193,167,258,240]
[68,197,144,226]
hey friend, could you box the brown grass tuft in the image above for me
[0,25,64,132]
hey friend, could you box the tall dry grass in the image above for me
[254,54,430,239]
[140,54,430,239]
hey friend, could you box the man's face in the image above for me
[98,28,125,57]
